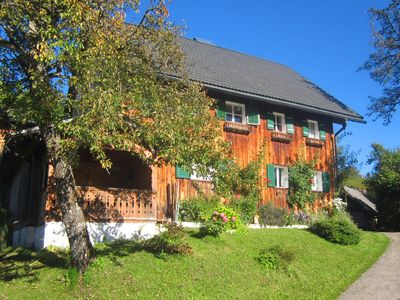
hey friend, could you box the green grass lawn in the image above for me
[0,229,389,300]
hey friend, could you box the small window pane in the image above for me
[226,113,233,122]
[309,122,315,138]
[234,115,242,123]
[234,105,242,115]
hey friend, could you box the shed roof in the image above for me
[344,186,377,213]
[177,37,364,123]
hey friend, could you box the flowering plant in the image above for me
[332,197,347,213]
[200,206,241,236]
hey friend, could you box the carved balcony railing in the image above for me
[271,132,293,143]
[76,186,157,222]
[306,138,325,148]
[223,121,251,134]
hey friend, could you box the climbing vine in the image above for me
[287,160,316,210]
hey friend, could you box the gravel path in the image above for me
[340,232,400,300]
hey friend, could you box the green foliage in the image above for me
[144,223,192,255]
[287,160,316,210]
[178,196,220,222]
[256,245,294,271]
[285,211,312,226]
[361,0,400,125]
[213,148,264,199]
[199,206,243,236]
[227,195,258,224]
[336,132,362,193]
[0,206,6,249]
[258,202,288,227]
[310,211,361,245]
[365,144,400,231]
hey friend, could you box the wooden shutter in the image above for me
[302,121,309,137]
[267,113,275,130]
[322,171,330,193]
[267,164,276,187]
[319,123,326,141]
[175,166,191,179]
[246,105,260,125]
[286,116,294,134]
[215,99,226,120]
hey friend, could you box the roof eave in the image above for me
[202,83,366,124]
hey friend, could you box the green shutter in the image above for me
[175,165,190,179]
[322,171,330,193]
[286,116,294,134]
[267,164,276,187]
[246,105,260,125]
[215,99,226,120]
[302,121,309,137]
[319,123,326,141]
[267,113,275,130]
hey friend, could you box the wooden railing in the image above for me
[76,186,157,222]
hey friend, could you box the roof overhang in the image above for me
[202,82,366,124]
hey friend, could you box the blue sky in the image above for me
[165,0,399,175]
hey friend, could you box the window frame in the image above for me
[275,166,289,188]
[307,120,319,139]
[312,171,323,192]
[273,112,286,133]
[225,101,246,124]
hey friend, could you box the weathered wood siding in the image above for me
[156,91,336,217]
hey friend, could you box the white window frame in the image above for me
[308,120,319,139]
[275,166,289,188]
[190,166,213,181]
[225,101,246,124]
[273,112,286,133]
[312,171,323,192]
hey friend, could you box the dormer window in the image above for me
[225,101,246,124]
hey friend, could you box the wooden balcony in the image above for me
[271,132,293,143]
[223,121,251,134]
[76,186,157,222]
[306,138,325,148]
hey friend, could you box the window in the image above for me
[308,120,319,139]
[225,101,246,124]
[273,113,286,132]
[267,164,289,188]
[312,171,323,192]
[275,166,289,188]
[190,169,212,181]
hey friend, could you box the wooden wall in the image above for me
[155,90,337,218]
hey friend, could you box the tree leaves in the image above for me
[361,0,400,125]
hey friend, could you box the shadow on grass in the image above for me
[0,246,69,282]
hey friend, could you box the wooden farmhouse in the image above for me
[0,37,364,249]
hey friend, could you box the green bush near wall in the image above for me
[310,212,360,245]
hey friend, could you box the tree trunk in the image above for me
[45,131,94,273]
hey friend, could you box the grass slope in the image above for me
[0,229,389,300]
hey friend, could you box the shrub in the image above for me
[256,245,294,271]
[199,206,242,236]
[258,202,288,227]
[227,195,258,224]
[310,211,360,245]
[0,204,7,249]
[285,211,312,226]
[145,223,192,255]
[179,196,220,222]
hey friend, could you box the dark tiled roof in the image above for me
[178,37,364,122]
